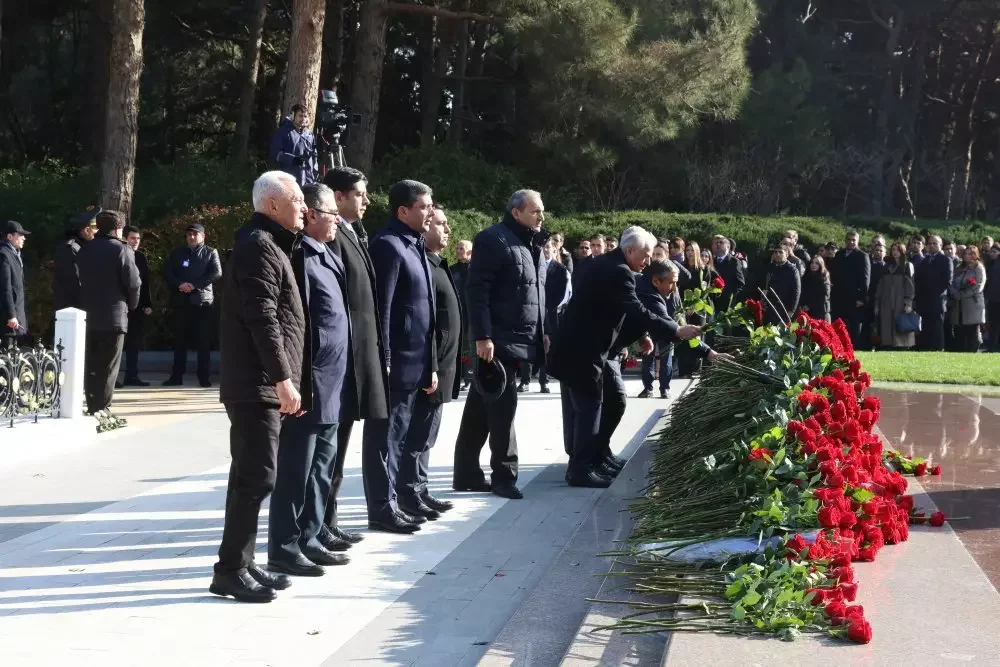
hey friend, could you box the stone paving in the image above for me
[0,376,682,667]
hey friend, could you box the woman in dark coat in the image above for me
[677,242,718,377]
[800,255,831,322]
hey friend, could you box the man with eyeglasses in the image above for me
[362,180,438,533]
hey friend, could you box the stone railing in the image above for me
[0,340,64,427]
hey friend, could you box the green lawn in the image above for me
[855,351,1000,386]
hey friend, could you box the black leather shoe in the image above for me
[421,493,454,512]
[248,562,291,590]
[267,554,325,577]
[596,461,620,478]
[368,513,420,534]
[209,568,277,603]
[568,470,613,489]
[637,389,652,398]
[540,385,551,394]
[318,530,352,551]
[302,546,350,566]
[162,377,183,387]
[395,509,427,525]
[199,379,213,388]
[331,526,364,544]
[492,483,523,500]
[606,454,627,469]
[517,383,528,393]
[115,380,125,389]
[124,377,150,387]
[453,479,491,493]
[398,499,441,521]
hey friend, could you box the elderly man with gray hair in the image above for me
[453,189,549,500]
[212,171,308,603]
[548,226,708,488]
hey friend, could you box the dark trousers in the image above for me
[641,347,673,392]
[397,392,444,505]
[323,419,354,530]
[122,310,146,380]
[170,304,213,382]
[84,330,124,414]
[595,359,627,463]
[918,310,946,351]
[453,358,519,488]
[268,418,338,563]
[955,324,981,353]
[834,304,865,348]
[944,307,958,351]
[561,384,603,477]
[519,361,548,387]
[216,402,281,574]
[990,303,1000,351]
[362,389,421,520]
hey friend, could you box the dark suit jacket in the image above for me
[548,249,679,398]
[329,220,389,421]
[163,244,222,307]
[135,251,152,311]
[369,218,437,392]
[293,235,351,424]
[610,274,707,357]
[52,236,85,312]
[742,261,801,325]
[713,253,746,312]
[428,253,463,404]
[77,234,141,333]
[830,248,871,308]
[0,241,26,336]
[915,251,954,315]
[544,259,570,333]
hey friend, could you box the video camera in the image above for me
[315,89,349,172]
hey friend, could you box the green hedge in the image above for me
[7,157,1000,348]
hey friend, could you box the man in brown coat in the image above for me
[211,171,308,603]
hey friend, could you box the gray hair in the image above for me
[252,171,298,212]
[619,225,657,252]
[507,189,542,212]
[302,183,336,211]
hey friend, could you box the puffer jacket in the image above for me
[465,213,547,363]
[219,213,307,406]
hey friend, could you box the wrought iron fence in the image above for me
[0,340,64,427]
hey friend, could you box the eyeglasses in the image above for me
[312,209,338,217]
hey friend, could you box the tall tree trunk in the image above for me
[284,0,327,124]
[232,0,269,164]
[421,18,453,147]
[448,2,471,147]
[98,0,144,218]
[957,28,998,219]
[86,0,113,165]
[321,0,346,90]
[869,6,905,217]
[345,0,388,172]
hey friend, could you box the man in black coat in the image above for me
[0,220,30,348]
[915,234,954,351]
[711,235,746,313]
[451,239,473,388]
[829,231,871,347]
[862,242,887,351]
[76,212,141,414]
[321,167,387,547]
[363,180,438,533]
[396,206,461,520]
[548,229,702,488]
[52,211,97,313]
[212,171,307,603]
[742,245,801,325]
[540,237,571,393]
[118,226,154,387]
[453,190,548,500]
[267,183,352,577]
[163,223,222,387]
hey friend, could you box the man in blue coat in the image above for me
[915,234,954,351]
[362,180,438,533]
[269,104,318,187]
[268,184,354,577]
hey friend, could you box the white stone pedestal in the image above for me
[54,307,86,420]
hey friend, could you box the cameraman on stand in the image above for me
[270,103,318,187]
[314,90,350,179]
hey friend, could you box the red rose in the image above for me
[831,566,854,584]
[825,600,847,621]
[847,618,873,644]
[785,534,808,557]
[712,277,725,289]
[966,277,977,286]
[818,506,842,528]
[915,462,927,476]
[840,581,858,601]
[857,546,877,561]
[806,588,826,605]
[931,464,942,475]
[845,604,865,618]
[930,511,946,527]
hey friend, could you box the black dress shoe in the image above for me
[637,389,652,398]
[199,379,213,388]
[596,461,620,478]
[162,377,183,387]
[606,454,627,469]
[302,546,350,566]
[368,513,420,534]
[421,493,454,512]
[124,377,150,387]
[567,470,613,489]
[209,568,277,603]
[398,499,441,521]
[492,483,523,500]
[395,509,427,525]
[115,380,125,389]
[331,526,364,544]
[540,385,551,394]
[453,479,492,493]
[517,383,528,393]
[267,554,325,577]
[248,562,291,590]
[318,530,352,551]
